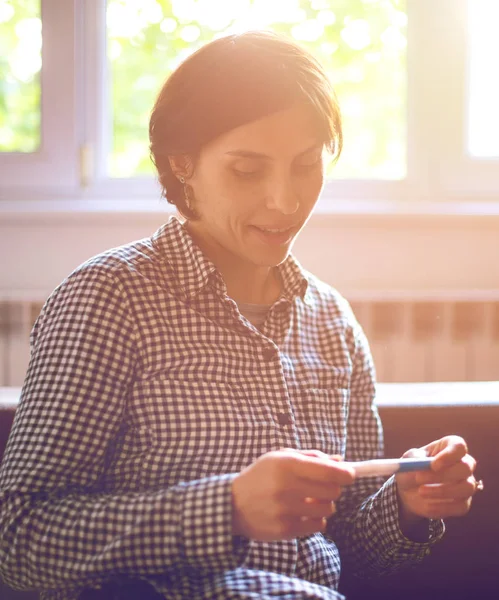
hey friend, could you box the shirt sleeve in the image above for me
[326,319,444,578]
[0,263,248,593]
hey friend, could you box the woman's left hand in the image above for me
[396,435,479,528]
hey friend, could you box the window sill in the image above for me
[2,197,499,225]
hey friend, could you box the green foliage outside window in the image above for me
[108,0,407,180]
[0,0,40,153]
[0,1,407,180]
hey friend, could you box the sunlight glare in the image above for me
[380,25,406,51]
[468,0,499,157]
[171,0,199,23]
[107,3,141,37]
[180,24,201,43]
[317,10,336,26]
[311,0,330,9]
[11,17,41,82]
[341,19,371,51]
[0,0,14,24]
[108,0,162,37]
[140,0,163,25]
[109,39,122,61]
[320,41,338,56]
[160,17,177,34]
[195,0,246,30]
[292,19,323,42]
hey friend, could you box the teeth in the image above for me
[259,227,288,233]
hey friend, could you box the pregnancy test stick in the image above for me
[345,457,434,478]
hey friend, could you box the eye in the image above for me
[231,160,266,179]
[294,155,323,173]
[232,168,263,179]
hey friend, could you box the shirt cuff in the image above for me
[378,476,445,559]
[180,473,250,571]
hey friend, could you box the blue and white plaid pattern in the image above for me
[0,217,443,599]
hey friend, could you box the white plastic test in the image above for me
[345,457,434,478]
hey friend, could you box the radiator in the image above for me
[350,293,499,383]
[1,295,498,386]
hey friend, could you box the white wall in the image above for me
[2,200,499,301]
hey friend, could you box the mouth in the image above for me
[249,224,296,246]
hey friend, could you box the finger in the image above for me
[416,454,476,484]
[423,499,473,519]
[329,454,344,462]
[418,477,476,501]
[289,454,355,486]
[283,448,331,460]
[285,481,345,503]
[427,437,468,471]
[402,447,428,459]
[304,496,335,505]
[286,498,336,520]
[275,516,328,540]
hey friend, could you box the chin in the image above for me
[252,246,291,268]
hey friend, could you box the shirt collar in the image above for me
[153,216,310,304]
[276,253,311,305]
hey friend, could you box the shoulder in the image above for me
[36,234,165,328]
[54,231,168,299]
[73,234,160,283]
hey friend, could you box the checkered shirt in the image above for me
[0,217,443,600]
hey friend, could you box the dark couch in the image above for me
[1,384,498,599]
[341,383,499,600]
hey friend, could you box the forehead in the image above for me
[204,103,323,158]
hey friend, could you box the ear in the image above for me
[168,154,194,180]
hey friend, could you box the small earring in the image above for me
[183,183,192,210]
[179,175,185,184]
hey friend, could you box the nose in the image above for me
[264,178,299,215]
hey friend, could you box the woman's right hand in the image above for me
[231,448,355,541]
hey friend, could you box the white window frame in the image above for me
[0,0,80,196]
[0,0,498,206]
[434,0,499,197]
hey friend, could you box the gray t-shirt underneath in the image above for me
[237,302,271,329]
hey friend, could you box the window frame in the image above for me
[0,0,81,195]
[423,0,499,199]
[0,0,498,205]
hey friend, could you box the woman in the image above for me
[0,31,478,600]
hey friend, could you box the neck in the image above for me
[184,222,282,305]
[225,268,281,305]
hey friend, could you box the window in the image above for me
[467,0,499,158]
[107,0,407,181]
[0,0,498,203]
[0,0,79,192]
[0,0,41,153]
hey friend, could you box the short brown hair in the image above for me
[149,30,342,217]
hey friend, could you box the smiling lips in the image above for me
[251,224,296,246]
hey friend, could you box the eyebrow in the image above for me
[225,142,322,160]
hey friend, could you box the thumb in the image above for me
[282,448,330,460]
[401,447,428,459]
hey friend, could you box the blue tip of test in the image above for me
[397,458,434,472]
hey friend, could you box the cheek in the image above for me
[295,170,325,201]
[217,173,268,213]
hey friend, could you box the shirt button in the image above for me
[277,412,292,426]
[262,347,276,361]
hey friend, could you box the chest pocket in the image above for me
[289,367,350,457]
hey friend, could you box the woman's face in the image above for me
[183,103,326,271]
